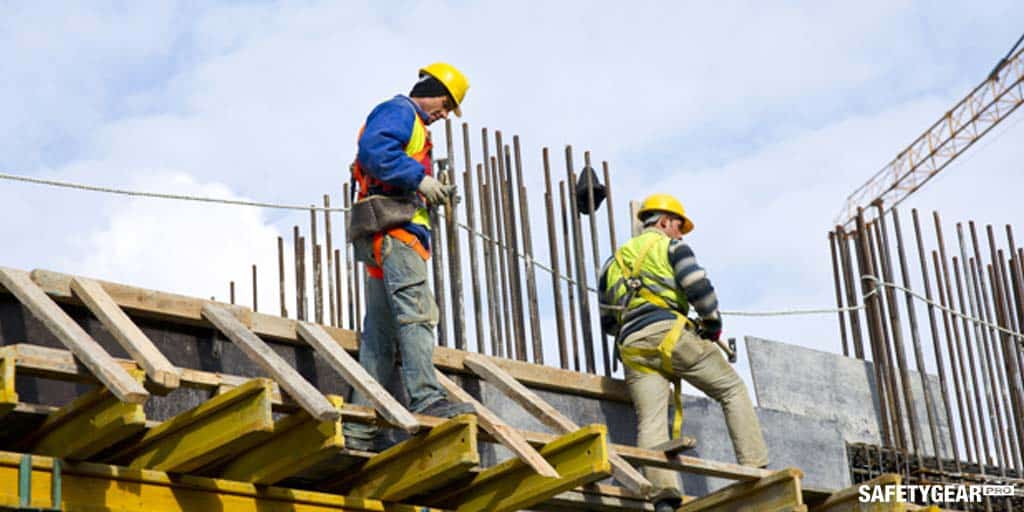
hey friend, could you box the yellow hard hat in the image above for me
[420,62,469,117]
[637,193,694,234]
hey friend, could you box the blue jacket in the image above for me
[356,95,431,248]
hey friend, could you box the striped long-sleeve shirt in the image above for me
[599,232,722,343]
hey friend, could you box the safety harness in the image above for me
[608,235,694,440]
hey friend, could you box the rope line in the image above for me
[3,170,1023,338]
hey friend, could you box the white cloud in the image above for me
[2,1,1023,378]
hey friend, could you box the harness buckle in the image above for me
[626,277,643,290]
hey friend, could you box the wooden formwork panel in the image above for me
[0,451,438,511]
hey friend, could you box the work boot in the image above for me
[418,398,476,419]
[653,498,681,512]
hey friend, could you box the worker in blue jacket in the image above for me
[344,63,474,452]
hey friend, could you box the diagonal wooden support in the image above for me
[26,371,147,460]
[70,276,180,392]
[296,321,418,433]
[329,414,480,502]
[432,424,613,512]
[0,348,18,419]
[464,353,653,497]
[435,369,559,478]
[676,468,806,512]
[114,378,275,473]
[202,303,339,421]
[0,267,149,404]
[218,395,346,485]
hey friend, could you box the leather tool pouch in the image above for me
[347,195,418,242]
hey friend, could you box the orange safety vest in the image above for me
[351,107,432,279]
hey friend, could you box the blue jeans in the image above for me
[344,233,445,441]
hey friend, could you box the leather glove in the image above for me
[417,175,448,204]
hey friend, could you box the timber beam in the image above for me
[325,414,480,502]
[218,395,346,485]
[676,468,806,512]
[0,450,439,511]
[111,378,276,473]
[24,372,147,460]
[429,424,613,512]
[0,267,149,404]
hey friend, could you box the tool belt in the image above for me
[347,195,418,242]
[618,313,694,440]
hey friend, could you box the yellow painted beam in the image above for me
[0,450,440,512]
[434,424,613,512]
[113,378,275,473]
[676,468,806,512]
[219,395,346,485]
[333,414,480,502]
[0,348,18,418]
[28,371,147,460]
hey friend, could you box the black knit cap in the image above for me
[410,74,454,102]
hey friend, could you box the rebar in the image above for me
[478,163,502,357]
[514,136,544,365]
[912,209,968,472]
[252,264,258,312]
[566,146,596,374]
[602,161,620,374]
[891,207,944,469]
[560,180,582,372]
[462,123,485,354]
[874,204,922,460]
[544,149,569,370]
[311,207,323,324]
[952,254,993,469]
[490,154,514,359]
[853,211,894,448]
[837,225,867,359]
[429,161,448,347]
[278,236,287,318]
[324,195,336,327]
[829,231,851,357]
[444,120,466,351]
[497,134,526,360]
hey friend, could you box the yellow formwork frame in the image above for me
[114,378,276,473]
[0,451,440,511]
[677,468,807,512]
[0,349,18,418]
[336,414,480,502]
[219,395,346,485]
[436,424,613,512]
[29,371,147,460]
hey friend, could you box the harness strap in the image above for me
[618,314,692,439]
[366,228,430,280]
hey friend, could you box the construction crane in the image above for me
[835,40,1024,228]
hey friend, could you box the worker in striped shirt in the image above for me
[598,193,768,510]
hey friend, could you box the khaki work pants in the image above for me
[622,320,769,496]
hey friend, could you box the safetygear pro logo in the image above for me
[858,484,1015,503]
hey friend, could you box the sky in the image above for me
[2,2,1023,386]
